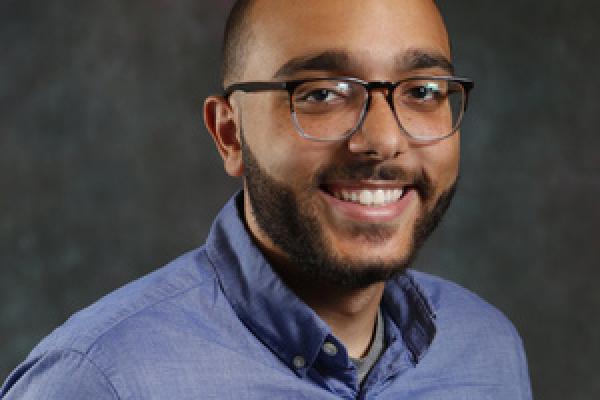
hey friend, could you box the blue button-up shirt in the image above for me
[1,194,532,399]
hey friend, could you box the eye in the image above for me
[397,80,452,113]
[294,81,353,104]
[407,82,444,102]
[302,89,341,103]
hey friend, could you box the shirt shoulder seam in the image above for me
[83,277,212,358]
[52,348,122,399]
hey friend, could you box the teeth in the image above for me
[333,188,404,206]
[359,190,373,205]
[373,189,385,206]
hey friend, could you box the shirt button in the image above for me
[322,341,338,356]
[293,355,306,369]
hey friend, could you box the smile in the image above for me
[322,181,410,207]
[331,188,405,207]
[319,182,415,223]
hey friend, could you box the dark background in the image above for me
[1,1,598,398]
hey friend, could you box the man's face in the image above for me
[232,0,459,287]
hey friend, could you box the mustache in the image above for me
[315,162,435,200]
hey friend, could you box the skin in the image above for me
[204,0,458,358]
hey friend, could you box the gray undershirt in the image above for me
[349,307,385,386]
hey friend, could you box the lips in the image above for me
[322,182,409,206]
[331,188,405,206]
[319,182,415,223]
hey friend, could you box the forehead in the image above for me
[243,0,450,80]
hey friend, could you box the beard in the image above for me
[241,133,457,290]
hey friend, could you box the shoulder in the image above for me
[1,349,119,399]
[33,247,216,355]
[2,247,223,397]
[407,269,518,337]
[406,269,531,396]
[385,269,528,369]
[2,247,220,395]
[405,269,528,367]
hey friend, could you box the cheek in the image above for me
[242,97,325,183]
[242,99,291,166]
[421,135,460,190]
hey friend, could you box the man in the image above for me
[1,0,532,398]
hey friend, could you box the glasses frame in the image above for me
[223,76,474,142]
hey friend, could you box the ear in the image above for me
[203,95,244,177]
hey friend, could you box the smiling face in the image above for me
[207,0,460,288]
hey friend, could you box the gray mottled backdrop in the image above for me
[1,1,598,398]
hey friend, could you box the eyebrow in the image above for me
[273,49,455,79]
[273,51,352,78]
[401,49,455,75]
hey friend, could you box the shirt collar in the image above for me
[205,192,436,375]
[383,274,437,363]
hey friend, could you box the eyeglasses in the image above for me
[224,76,474,142]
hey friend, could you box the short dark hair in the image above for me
[222,0,255,86]
[221,0,441,86]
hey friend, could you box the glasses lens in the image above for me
[394,78,466,140]
[291,79,366,140]
[394,79,465,140]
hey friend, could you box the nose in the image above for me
[347,90,409,160]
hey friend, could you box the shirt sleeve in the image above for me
[1,349,119,400]
[516,335,534,400]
